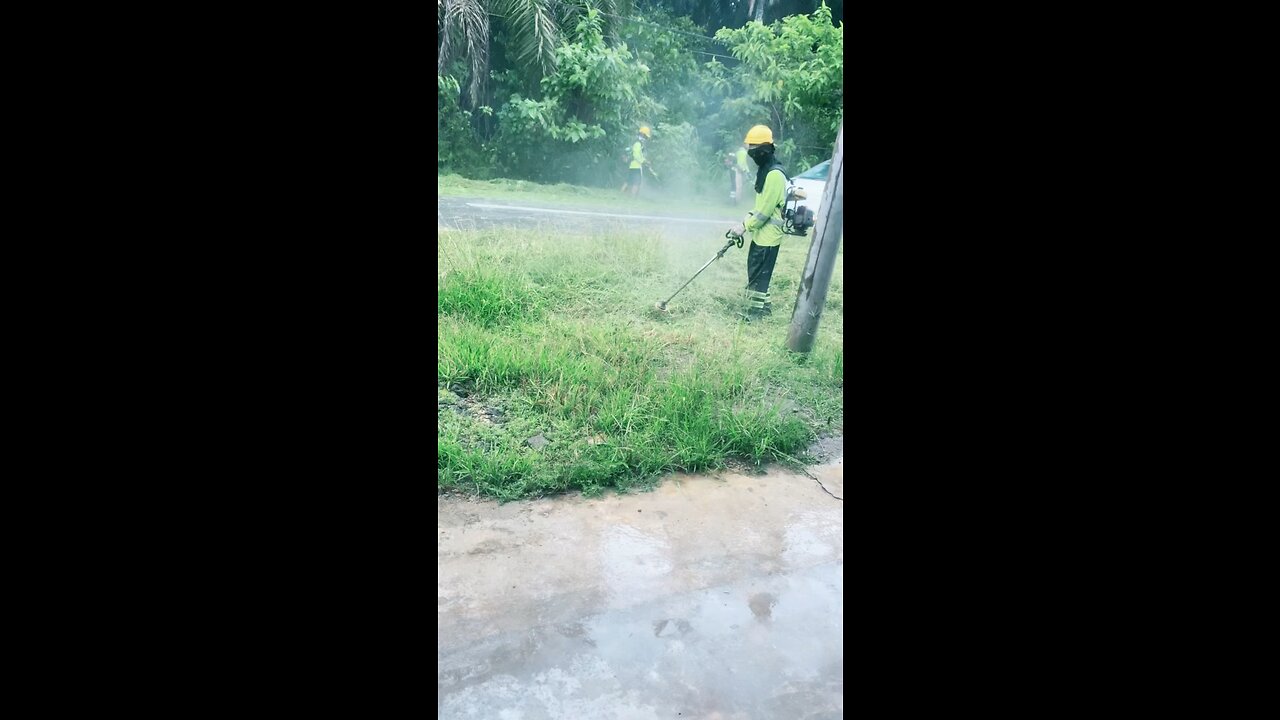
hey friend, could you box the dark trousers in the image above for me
[746,241,779,315]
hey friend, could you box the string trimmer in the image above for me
[654,231,744,312]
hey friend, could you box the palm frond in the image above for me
[499,0,561,73]
[439,0,490,105]
[458,0,490,102]
[557,0,580,28]
[600,0,634,42]
[556,0,634,43]
[438,0,453,75]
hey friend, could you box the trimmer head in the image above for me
[652,236,739,316]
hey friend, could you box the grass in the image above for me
[438,225,844,502]
[438,173,735,217]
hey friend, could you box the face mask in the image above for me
[748,146,772,166]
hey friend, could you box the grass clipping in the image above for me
[439,226,843,501]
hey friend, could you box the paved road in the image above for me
[438,459,844,719]
[439,195,742,241]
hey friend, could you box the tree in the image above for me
[619,8,704,121]
[437,0,844,193]
[633,0,830,29]
[714,2,842,167]
[492,6,655,183]
[438,0,635,109]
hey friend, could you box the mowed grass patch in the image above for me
[438,226,843,501]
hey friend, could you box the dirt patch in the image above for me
[807,435,844,462]
[439,388,507,427]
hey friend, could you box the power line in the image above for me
[598,11,741,62]
[483,8,724,44]
[598,11,724,43]
[480,9,740,62]
[691,50,739,62]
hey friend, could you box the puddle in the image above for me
[600,525,673,606]
[748,592,776,622]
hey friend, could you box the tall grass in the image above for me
[438,226,843,501]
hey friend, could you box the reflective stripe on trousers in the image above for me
[745,241,780,313]
[747,289,772,310]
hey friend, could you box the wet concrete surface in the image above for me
[438,460,844,719]
[439,195,741,241]
[806,436,843,464]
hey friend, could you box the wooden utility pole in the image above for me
[786,122,843,353]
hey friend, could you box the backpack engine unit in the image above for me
[782,187,816,236]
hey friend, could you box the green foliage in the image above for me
[440,0,639,110]
[438,0,490,103]
[439,74,490,174]
[620,8,704,121]
[643,121,701,194]
[499,0,563,74]
[714,2,843,165]
[494,6,654,183]
[439,0,842,196]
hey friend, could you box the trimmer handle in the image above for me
[724,231,744,248]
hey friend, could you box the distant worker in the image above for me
[735,143,750,205]
[725,153,737,205]
[620,126,652,198]
[728,124,786,321]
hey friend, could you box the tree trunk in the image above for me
[785,122,843,353]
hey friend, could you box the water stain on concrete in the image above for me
[748,593,777,623]
[653,618,694,638]
[467,539,512,555]
[438,459,843,719]
[811,457,843,499]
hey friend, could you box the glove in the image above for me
[729,223,746,237]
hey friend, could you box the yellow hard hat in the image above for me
[744,125,773,145]
[639,126,651,138]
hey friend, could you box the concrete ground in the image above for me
[438,456,844,719]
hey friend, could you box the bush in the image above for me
[438,74,492,175]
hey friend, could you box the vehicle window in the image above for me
[796,160,830,181]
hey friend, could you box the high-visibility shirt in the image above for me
[629,141,645,170]
[736,147,749,173]
[743,168,786,247]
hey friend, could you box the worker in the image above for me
[620,126,652,198]
[734,143,750,206]
[729,125,786,321]
[725,153,737,205]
